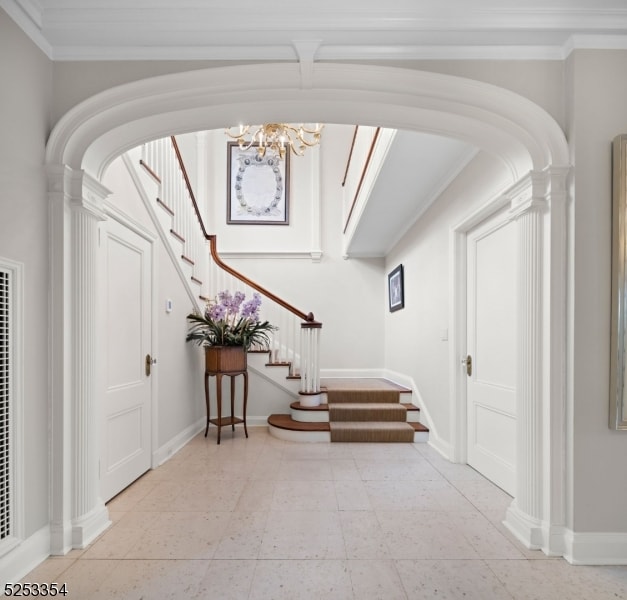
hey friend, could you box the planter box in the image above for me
[205,345,247,373]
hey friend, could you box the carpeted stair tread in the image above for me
[329,402,407,422]
[326,389,400,404]
[329,421,415,443]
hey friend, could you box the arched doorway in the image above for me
[45,62,570,556]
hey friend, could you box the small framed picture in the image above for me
[227,141,290,225]
[388,264,404,312]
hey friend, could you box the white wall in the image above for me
[567,49,627,533]
[384,152,513,448]
[209,124,387,371]
[102,158,206,452]
[0,11,52,541]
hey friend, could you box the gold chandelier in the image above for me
[225,123,324,160]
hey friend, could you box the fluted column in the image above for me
[69,172,110,547]
[503,173,547,548]
[514,196,545,519]
[502,167,570,555]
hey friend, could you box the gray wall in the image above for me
[0,11,53,539]
[567,49,627,533]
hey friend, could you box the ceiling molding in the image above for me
[3,0,627,61]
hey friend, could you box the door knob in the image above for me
[462,355,472,377]
[145,354,157,376]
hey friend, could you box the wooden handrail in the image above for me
[341,126,359,187]
[170,136,209,239]
[207,235,316,323]
[169,135,318,324]
[343,127,381,234]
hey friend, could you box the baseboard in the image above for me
[503,503,627,564]
[382,368,447,456]
[427,435,453,460]
[72,503,111,549]
[246,417,272,427]
[0,525,51,586]
[320,368,385,379]
[503,503,544,550]
[564,530,627,565]
[153,418,205,466]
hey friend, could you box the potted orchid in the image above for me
[186,290,276,373]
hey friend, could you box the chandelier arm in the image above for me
[225,123,323,160]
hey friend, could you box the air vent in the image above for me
[0,269,10,541]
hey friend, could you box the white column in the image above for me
[516,199,544,516]
[48,165,73,555]
[298,321,323,406]
[505,175,547,548]
[69,171,111,548]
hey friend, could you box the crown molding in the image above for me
[3,0,627,62]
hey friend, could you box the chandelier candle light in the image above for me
[225,123,323,160]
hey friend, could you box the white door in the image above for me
[466,209,517,495]
[100,218,153,502]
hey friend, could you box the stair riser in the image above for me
[290,406,421,423]
[329,409,407,422]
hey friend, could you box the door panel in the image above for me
[101,219,152,502]
[466,211,516,495]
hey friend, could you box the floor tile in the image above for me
[235,480,277,511]
[487,559,627,600]
[260,510,346,559]
[125,511,229,559]
[340,510,391,559]
[271,480,338,511]
[249,559,353,600]
[396,559,515,600]
[376,511,480,559]
[213,511,268,559]
[32,559,118,599]
[278,458,334,481]
[170,479,246,511]
[347,559,408,599]
[193,559,256,600]
[448,511,525,559]
[330,458,361,480]
[356,458,444,481]
[335,480,374,510]
[89,559,208,599]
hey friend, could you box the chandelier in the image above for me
[225,123,323,160]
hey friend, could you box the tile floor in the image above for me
[23,428,627,599]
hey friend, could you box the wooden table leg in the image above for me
[204,372,210,437]
[216,373,223,445]
[230,374,235,432]
[243,371,248,438]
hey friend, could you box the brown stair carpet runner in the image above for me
[327,388,415,443]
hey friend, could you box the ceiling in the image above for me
[3,0,627,61]
[4,0,626,256]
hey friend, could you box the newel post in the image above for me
[298,318,323,406]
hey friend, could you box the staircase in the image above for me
[268,378,429,443]
[123,136,429,444]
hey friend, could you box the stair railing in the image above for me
[140,136,322,397]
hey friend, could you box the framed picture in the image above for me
[388,264,404,312]
[227,141,290,224]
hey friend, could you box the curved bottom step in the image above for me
[268,414,428,443]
